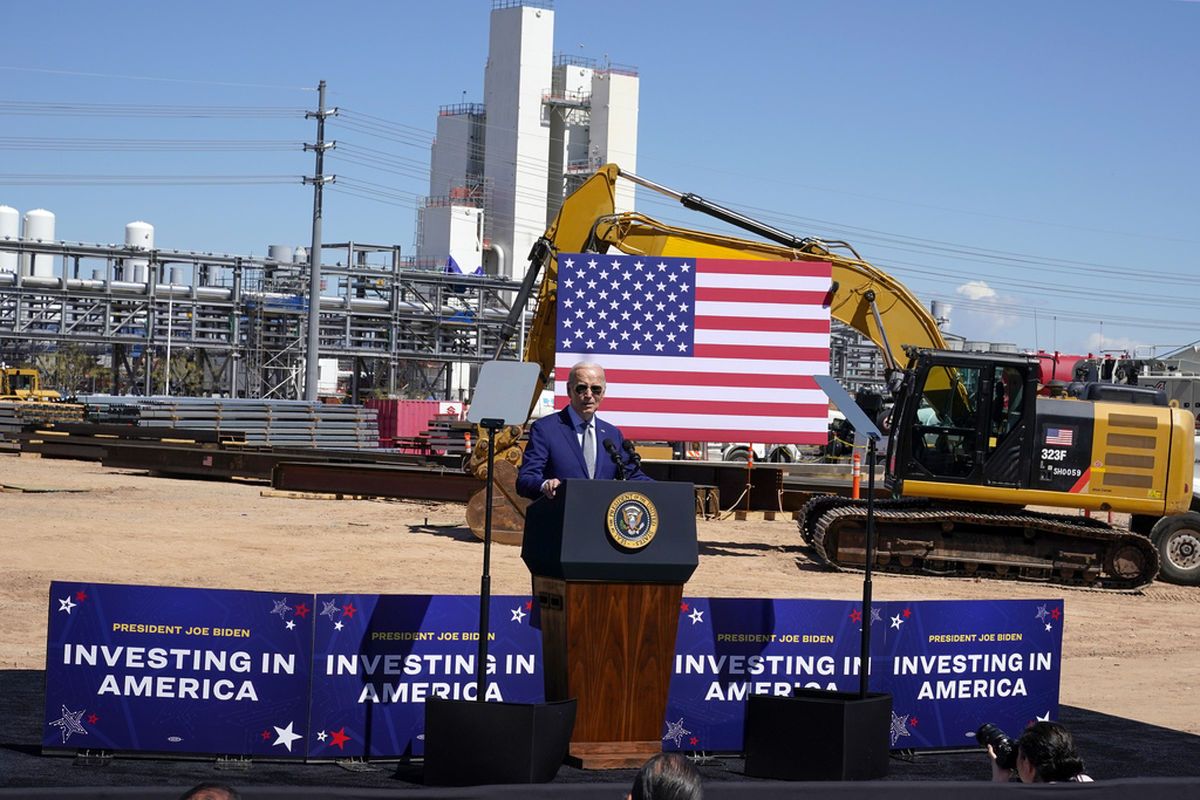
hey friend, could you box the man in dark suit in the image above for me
[516,360,651,500]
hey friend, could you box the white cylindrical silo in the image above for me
[21,208,55,277]
[125,221,154,284]
[0,205,17,273]
[930,300,951,329]
[267,244,293,263]
[965,341,990,353]
[169,266,184,285]
[293,246,308,265]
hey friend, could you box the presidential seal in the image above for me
[606,491,658,550]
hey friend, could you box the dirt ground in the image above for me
[3,452,1197,736]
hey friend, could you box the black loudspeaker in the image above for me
[743,689,892,781]
[423,698,577,786]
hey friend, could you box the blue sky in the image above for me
[1,0,1196,358]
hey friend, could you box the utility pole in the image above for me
[303,79,337,401]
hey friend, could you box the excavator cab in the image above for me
[886,349,1037,494]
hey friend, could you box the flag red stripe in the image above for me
[693,344,829,361]
[694,315,830,333]
[556,368,822,390]
[698,258,833,277]
[619,426,829,444]
[695,287,830,305]
[594,398,829,416]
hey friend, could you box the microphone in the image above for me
[622,439,642,470]
[604,438,627,480]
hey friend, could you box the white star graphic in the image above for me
[58,597,77,614]
[889,710,912,746]
[334,621,344,631]
[1036,711,1051,722]
[891,614,905,630]
[315,730,328,742]
[689,608,704,625]
[1035,604,1050,622]
[273,721,303,752]
[1045,623,1052,631]
[49,705,88,744]
[270,598,292,619]
[285,620,296,630]
[511,606,526,623]
[662,718,691,747]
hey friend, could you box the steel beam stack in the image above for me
[75,396,379,449]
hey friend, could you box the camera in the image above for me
[976,723,1017,770]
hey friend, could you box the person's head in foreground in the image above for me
[178,783,241,800]
[628,752,703,800]
[992,721,1089,783]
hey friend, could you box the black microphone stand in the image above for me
[621,440,642,476]
[605,439,627,479]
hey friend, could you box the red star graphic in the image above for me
[330,727,351,750]
[681,602,690,612]
[910,717,918,726]
[850,609,862,623]
[341,602,357,619]
[260,730,271,740]
[690,736,699,746]
[75,590,88,602]
[293,601,310,619]
[525,600,533,610]
[1050,607,1061,620]
[87,714,98,725]
[902,608,911,618]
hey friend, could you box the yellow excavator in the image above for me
[466,164,1197,588]
[0,367,61,401]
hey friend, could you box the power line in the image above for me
[0,173,297,186]
[0,64,313,92]
[0,100,304,118]
[0,137,301,152]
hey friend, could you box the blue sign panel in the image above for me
[42,585,1062,758]
[307,594,545,758]
[43,581,313,756]
[664,597,1063,752]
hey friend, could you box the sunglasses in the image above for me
[572,384,604,396]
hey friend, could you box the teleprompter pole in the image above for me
[859,435,880,699]
[475,417,504,699]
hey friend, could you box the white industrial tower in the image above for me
[417,0,639,280]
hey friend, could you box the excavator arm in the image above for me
[467,163,948,544]
[511,164,946,389]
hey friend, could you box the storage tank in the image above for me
[125,221,154,283]
[990,342,1018,354]
[930,300,951,329]
[964,341,990,353]
[267,244,293,263]
[21,208,55,277]
[0,205,17,272]
[292,246,308,265]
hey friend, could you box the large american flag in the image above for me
[553,254,832,443]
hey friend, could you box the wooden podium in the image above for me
[521,479,697,769]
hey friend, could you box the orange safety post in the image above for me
[851,451,861,500]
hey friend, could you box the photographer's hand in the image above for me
[988,745,1014,783]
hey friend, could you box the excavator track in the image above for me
[798,497,1159,592]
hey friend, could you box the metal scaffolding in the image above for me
[0,239,524,400]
